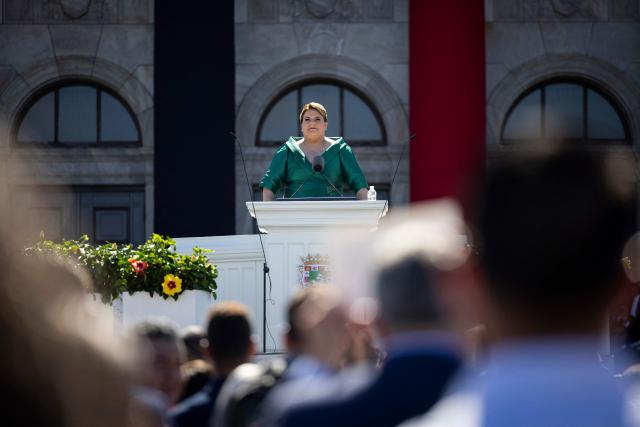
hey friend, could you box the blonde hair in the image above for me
[299,102,328,124]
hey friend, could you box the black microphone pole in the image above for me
[288,168,317,199]
[230,131,272,353]
[378,133,416,218]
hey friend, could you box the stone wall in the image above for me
[485,0,640,148]
[234,0,410,234]
[3,0,636,237]
[0,0,155,236]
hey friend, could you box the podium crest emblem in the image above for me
[298,254,331,287]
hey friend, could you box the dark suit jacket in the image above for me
[169,377,226,427]
[281,350,460,427]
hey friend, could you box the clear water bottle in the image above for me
[367,185,377,201]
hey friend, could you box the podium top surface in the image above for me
[275,197,357,201]
[245,200,388,233]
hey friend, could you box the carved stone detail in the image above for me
[611,0,640,21]
[60,0,92,19]
[365,0,393,19]
[289,0,361,21]
[304,0,337,18]
[523,0,604,20]
[4,0,34,23]
[551,0,596,17]
[493,0,523,21]
[35,0,114,23]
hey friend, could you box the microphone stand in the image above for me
[230,132,272,353]
[289,156,344,198]
[318,172,344,197]
[288,170,317,199]
[314,156,344,197]
[377,133,416,219]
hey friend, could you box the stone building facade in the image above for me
[0,0,154,243]
[485,0,640,150]
[234,0,410,233]
[484,1,640,227]
[0,0,638,240]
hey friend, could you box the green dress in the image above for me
[260,137,368,198]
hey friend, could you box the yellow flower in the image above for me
[162,274,182,296]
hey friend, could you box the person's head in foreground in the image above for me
[395,148,639,427]
[376,254,447,337]
[366,198,472,343]
[2,246,137,427]
[285,285,349,369]
[131,319,184,407]
[180,325,209,362]
[476,146,635,340]
[206,301,254,376]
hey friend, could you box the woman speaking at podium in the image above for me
[260,102,369,200]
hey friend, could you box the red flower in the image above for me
[128,258,148,275]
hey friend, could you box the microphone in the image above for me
[375,133,416,217]
[313,155,324,172]
[313,155,344,197]
[289,155,340,198]
[389,133,416,190]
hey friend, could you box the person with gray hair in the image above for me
[278,250,464,427]
[252,285,358,427]
[130,318,184,426]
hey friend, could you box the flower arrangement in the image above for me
[25,233,217,304]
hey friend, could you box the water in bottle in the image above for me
[367,185,377,201]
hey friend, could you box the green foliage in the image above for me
[25,233,217,304]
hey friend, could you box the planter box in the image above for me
[112,290,215,330]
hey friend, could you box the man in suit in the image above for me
[279,249,464,427]
[169,302,254,427]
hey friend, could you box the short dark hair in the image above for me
[377,254,443,327]
[286,289,311,345]
[207,302,252,363]
[478,148,634,321]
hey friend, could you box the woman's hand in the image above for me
[356,188,368,200]
[262,188,275,201]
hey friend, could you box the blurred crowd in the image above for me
[6,146,640,427]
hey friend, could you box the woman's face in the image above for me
[301,109,328,141]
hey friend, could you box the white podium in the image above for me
[172,200,387,353]
[246,200,388,233]
[246,200,387,351]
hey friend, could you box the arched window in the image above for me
[257,81,385,146]
[501,80,629,145]
[15,81,141,146]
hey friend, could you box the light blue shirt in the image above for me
[401,336,640,427]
